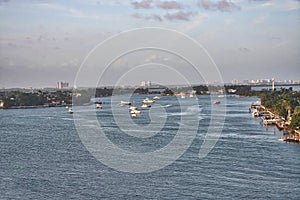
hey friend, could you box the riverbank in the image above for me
[250,102,300,143]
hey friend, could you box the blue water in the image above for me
[0,96,299,199]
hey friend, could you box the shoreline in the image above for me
[1,104,73,109]
[250,102,300,143]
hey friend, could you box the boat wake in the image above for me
[161,104,172,108]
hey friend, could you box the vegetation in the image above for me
[162,88,175,96]
[290,113,300,129]
[259,90,300,119]
[193,85,208,95]
[1,90,72,108]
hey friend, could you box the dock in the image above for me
[283,130,300,143]
[250,102,299,144]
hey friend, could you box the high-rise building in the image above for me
[242,80,249,84]
[57,81,69,89]
[140,81,151,87]
[231,79,238,85]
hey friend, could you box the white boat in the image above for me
[119,101,131,106]
[130,110,141,114]
[153,96,160,100]
[252,110,259,117]
[141,104,151,108]
[189,94,194,98]
[263,119,278,126]
[213,100,220,104]
[68,108,73,114]
[142,98,155,104]
[131,113,137,117]
[96,103,102,109]
[129,106,138,110]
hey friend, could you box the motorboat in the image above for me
[153,96,160,100]
[96,103,102,109]
[142,98,155,104]
[130,110,141,114]
[213,100,220,104]
[129,106,138,110]
[131,113,137,117]
[68,108,73,114]
[141,104,151,109]
[252,109,259,117]
[119,101,131,106]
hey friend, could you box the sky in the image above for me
[0,0,299,88]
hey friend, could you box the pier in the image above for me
[250,102,300,144]
[283,130,300,143]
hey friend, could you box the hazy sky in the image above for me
[0,0,299,88]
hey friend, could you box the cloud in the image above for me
[248,0,270,2]
[238,47,250,53]
[253,15,267,24]
[0,0,10,4]
[247,0,300,12]
[132,13,163,21]
[198,0,241,12]
[35,2,63,10]
[132,0,153,9]
[181,14,208,32]
[158,1,182,10]
[164,11,192,21]
[68,8,85,18]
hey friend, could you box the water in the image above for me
[0,96,299,199]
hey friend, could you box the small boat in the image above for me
[213,100,220,104]
[252,109,259,117]
[119,101,131,106]
[278,138,284,142]
[96,103,102,109]
[263,118,278,126]
[130,110,141,114]
[142,98,155,104]
[131,113,137,117]
[129,106,138,110]
[189,94,194,98]
[153,96,160,100]
[141,104,151,109]
[68,108,73,114]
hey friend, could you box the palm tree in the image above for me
[282,99,292,122]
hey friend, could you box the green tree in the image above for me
[290,113,300,129]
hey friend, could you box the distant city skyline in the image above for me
[0,0,299,88]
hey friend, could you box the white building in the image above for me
[140,81,151,87]
[57,81,69,89]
